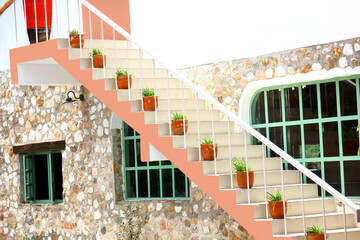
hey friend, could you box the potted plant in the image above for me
[267,189,287,219]
[201,137,218,161]
[90,47,106,68]
[142,88,158,111]
[232,157,254,188]
[171,112,188,135]
[306,225,326,240]
[69,29,84,48]
[115,67,132,89]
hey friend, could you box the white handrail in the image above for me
[79,0,360,222]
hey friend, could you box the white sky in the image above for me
[129,0,360,69]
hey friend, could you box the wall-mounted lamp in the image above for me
[63,91,85,111]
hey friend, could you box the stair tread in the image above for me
[257,211,353,221]
[273,227,360,237]
[192,157,282,163]
[221,183,316,191]
[213,169,298,176]
[186,144,260,149]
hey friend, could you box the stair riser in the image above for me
[219,171,300,189]
[83,40,132,49]
[104,78,180,90]
[203,157,282,175]
[81,58,154,69]
[144,110,221,124]
[187,145,265,161]
[273,214,355,234]
[131,99,206,112]
[69,48,143,60]
[158,121,236,136]
[291,231,360,240]
[118,89,194,101]
[254,198,337,218]
[173,133,250,149]
[92,68,168,80]
[236,184,318,203]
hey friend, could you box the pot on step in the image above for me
[171,119,188,135]
[201,143,218,161]
[306,233,325,240]
[143,96,158,111]
[93,54,106,68]
[117,75,132,89]
[236,171,254,188]
[70,34,84,48]
[268,200,287,219]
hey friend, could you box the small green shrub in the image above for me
[70,29,79,35]
[306,224,324,234]
[89,47,103,57]
[142,88,155,97]
[201,137,214,145]
[115,67,129,77]
[232,157,251,172]
[116,204,143,240]
[171,112,187,120]
[266,189,283,202]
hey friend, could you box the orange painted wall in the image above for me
[82,0,131,40]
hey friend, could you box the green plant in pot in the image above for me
[89,47,106,68]
[267,189,287,219]
[232,157,254,189]
[201,137,217,161]
[142,88,158,111]
[69,28,84,48]
[115,67,132,89]
[171,112,188,135]
[306,225,326,240]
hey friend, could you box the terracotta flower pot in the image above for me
[93,54,106,68]
[236,171,254,188]
[117,75,132,89]
[307,233,325,240]
[201,143,218,161]
[269,200,287,219]
[171,119,188,135]
[143,96,158,111]
[70,34,84,48]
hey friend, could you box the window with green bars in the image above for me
[23,151,63,203]
[250,76,360,197]
[122,122,190,200]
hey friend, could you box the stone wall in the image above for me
[179,37,360,117]
[0,70,255,240]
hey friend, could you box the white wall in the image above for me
[129,0,360,69]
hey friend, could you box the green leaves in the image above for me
[171,112,187,120]
[201,137,214,144]
[232,157,251,172]
[266,189,283,201]
[115,67,129,77]
[70,28,79,35]
[306,224,324,234]
[141,88,155,97]
[89,47,103,57]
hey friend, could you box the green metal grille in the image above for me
[250,75,360,198]
[23,151,63,203]
[122,121,190,200]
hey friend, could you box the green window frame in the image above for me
[250,75,360,198]
[122,121,190,200]
[23,151,63,203]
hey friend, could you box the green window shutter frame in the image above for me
[23,154,34,202]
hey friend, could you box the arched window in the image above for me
[122,121,190,200]
[251,75,360,197]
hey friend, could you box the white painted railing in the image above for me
[9,0,360,237]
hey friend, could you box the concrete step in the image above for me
[157,121,236,136]
[104,77,180,90]
[172,132,251,149]
[187,144,265,161]
[81,57,154,69]
[58,38,132,49]
[203,157,282,175]
[69,48,143,60]
[252,198,338,219]
[130,99,206,112]
[218,170,300,189]
[272,212,355,235]
[234,183,318,203]
[143,109,221,124]
[92,68,168,80]
[117,88,195,101]
[276,228,360,240]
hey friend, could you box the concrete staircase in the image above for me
[10,38,360,240]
